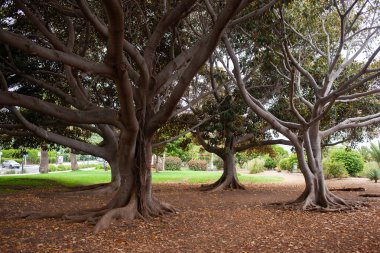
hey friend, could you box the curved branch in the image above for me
[0,29,113,76]
[0,91,120,126]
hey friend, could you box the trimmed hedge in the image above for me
[165,156,182,171]
[2,158,23,164]
[188,159,208,171]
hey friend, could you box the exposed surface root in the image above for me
[330,187,366,192]
[200,177,246,192]
[360,193,380,197]
[61,182,119,196]
[19,197,177,234]
[272,193,369,212]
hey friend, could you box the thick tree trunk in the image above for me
[57,130,174,233]
[288,133,359,211]
[39,148,49,173]
[201,151,245,192]
[70,152,78,171]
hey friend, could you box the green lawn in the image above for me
[0,169,283,193]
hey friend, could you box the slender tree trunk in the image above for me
[39,147,49,173]
[70,152,78,171]
[201,151,245,191]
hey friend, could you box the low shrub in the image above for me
[95,164,111,170]
[2,158,23,164]
[49,164,57,172]
[164,156,182,171]
[78,163,97,169]
[278,154,298,172]
[264,156,276,169]
[358,162,376,177]
[323,160,348,179]
[5,169,16,175]
[57,164,70,171]
[248,157,266,174]
[188,159,208,171]
[367,167,380,183]
[329,148,364,176]
[213,157,224,170]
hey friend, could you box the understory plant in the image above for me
[248,157,266,174]
[322,160,348,179]
[329,148,364,176]
[188,159,208,171]
[164,157,182,171]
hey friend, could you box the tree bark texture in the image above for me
[70,152,78,171]
[39,149,49,174]
[201,151,245,191]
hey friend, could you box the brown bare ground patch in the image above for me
[0,177,379,252]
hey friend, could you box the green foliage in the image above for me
[1,149,22,158]
[329,148,364,176]
[369,141,380,163]
[164,135,196,163]
[360,162,380,183]
[248,157,266,174]
[322,160,348,179]
[0,170,284,193]
[26,149,39,164]
[213,156,224,170]
[272,145,289,162]
[95,164,111,170]
[264,156,276,169]
[188,159,208,171]
[2,158,23,164]
[164,156,182,171]
[56,164,71,171]
[48,164,57,172]
[359,162,378,177]
[367,168,380,183]
[278,154,298,172]
[358,146,372,162]
[236,151,256,168]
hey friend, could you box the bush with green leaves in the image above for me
[188,159,208,171]
[329,148,364,176]
[95,164,111,170]
[359,162,379,183]
[49,164,57,172]
[367,168,380,183]
[57,164,70,171]
[248,157,266,174]
[278,154,298,172]
[2,158,23,164]
[213,157,224,170]
[264,156,276,169]
[164,156,182,171]
[322,160,348,179]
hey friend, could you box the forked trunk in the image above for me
[290,132,355,211]
[201,151,245,191]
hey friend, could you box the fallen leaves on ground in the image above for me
[0,179,379,252]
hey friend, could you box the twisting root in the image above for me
[200,176,246,192]
[61,182,119,196]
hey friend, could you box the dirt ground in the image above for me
[0,173,379,253]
